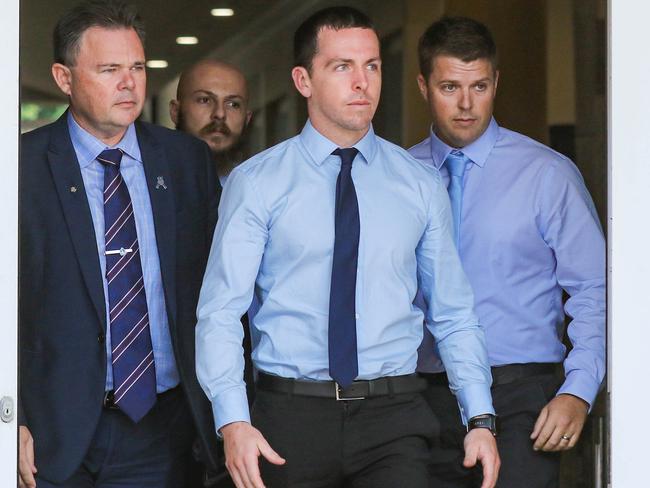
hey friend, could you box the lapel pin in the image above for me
[70,186,77,193]
[155,176,168,190]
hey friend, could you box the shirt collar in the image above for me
[299,119,377,166]
[67,111,142,168]
[429,117,499,169]
[218,173,228,188]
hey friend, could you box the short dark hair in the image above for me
[294,6,376,73]
[418,16,497,80]
[53,0,145,66]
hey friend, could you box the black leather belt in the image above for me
[420,363,557,388]
[257,372,427,400]
[103,385,181,410]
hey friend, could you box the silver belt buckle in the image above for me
[335,382,365,401]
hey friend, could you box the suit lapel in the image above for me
[135,122,178,329]
[47,114,106,330]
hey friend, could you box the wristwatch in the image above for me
[468,414,498,437]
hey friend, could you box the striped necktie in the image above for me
[97,148,156,422]
[328,147,360,388]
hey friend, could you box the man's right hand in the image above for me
[18,425,37,488]
[463,428,500,488]
[221,421,285,488]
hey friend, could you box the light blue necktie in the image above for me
[444,151,470,247]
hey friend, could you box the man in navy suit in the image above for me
[18,1,219,487]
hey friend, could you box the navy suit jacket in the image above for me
[19,113,221,482]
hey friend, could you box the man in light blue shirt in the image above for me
[411,16,605,488]
[196,6,499,488]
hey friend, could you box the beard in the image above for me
[177,109,250,176]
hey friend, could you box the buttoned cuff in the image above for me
[455,382,495,425]
[211,386,251,433]
[556,370,602,411]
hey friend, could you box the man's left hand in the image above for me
[530,394,589,452]
[463,428,500,488]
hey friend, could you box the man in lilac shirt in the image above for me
[410,16,605,488]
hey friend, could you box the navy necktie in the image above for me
[328,147,360,388]
[97,149,156,422]
[444,151,470,247]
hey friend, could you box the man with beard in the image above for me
[170,60,252,187]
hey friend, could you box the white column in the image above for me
[0,0,19,484]
[609,1,650,486]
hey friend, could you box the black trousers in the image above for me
[251,388,438,488]
[422,372,562,488]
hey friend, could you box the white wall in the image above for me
[609,1,650,486]
[0,0,19,484]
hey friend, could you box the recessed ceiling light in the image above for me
[211,8,234,17]
[146,60,168,69]
[176,36,199,45]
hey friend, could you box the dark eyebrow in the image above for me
[324,56,381,68]
[191,90,245,101]
[325,57,353,68]
[438,76,492,85]
[96,61,145,69]
[192,90,216,97]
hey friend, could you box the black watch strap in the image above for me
[468,414,497,436]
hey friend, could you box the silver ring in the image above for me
[561,434,571,441]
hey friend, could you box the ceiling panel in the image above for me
[20,0,283,100]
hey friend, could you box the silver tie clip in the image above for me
[105,247,133,257]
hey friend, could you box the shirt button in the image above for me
[97,333,105,344]
[355,313,360,319]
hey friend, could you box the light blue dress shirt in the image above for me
[196,120,494,430]
[218,173,228,188]
[68,113,179,393]
[410,118,605,406]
